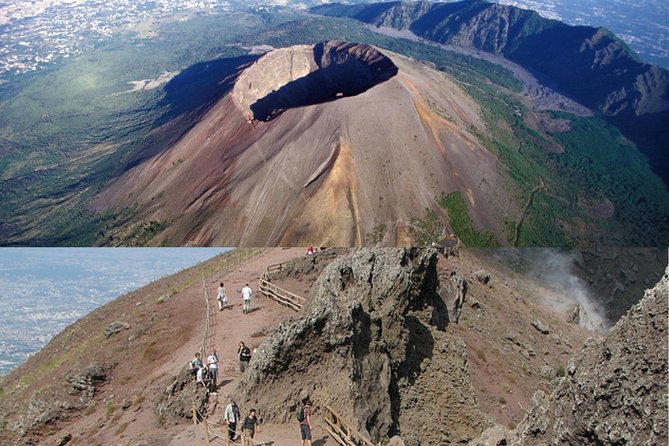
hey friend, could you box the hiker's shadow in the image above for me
[313,437,329,446]
[245,307,261,314]
[216,379,233,388]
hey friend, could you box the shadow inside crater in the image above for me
[250,55,398,121]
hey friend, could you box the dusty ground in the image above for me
[0,248,597,445]
[0,248,335,446]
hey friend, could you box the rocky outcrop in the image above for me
[66,362,108,397]
[155,366,208,425]
[443,270,468,324]
[508,266,669,445]
[10,392,78,437]
[103,321,130,339]
[237,248,490,445]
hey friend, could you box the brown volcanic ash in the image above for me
[95,41,509,246]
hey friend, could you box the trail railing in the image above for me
[192,402,274,445]
[201,274,217,358]
[258,262,306,312]
[323,405,376,446]
[200,248,263,358]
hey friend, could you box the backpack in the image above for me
[296,406,305,422]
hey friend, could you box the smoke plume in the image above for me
[526,249,608,331]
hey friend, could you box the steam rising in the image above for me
[527,249,608,331]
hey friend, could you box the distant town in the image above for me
[0,0,667,79]
[0,0,238,76]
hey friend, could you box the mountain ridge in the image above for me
[312,0,669,180]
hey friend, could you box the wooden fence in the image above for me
[258,262,306,311]
[323,405,376,446]
[200,248,264,358]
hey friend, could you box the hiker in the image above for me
[297,400,313,446]
[241,283,253,314]
[197,365,216,395]
[217,282,228,311]
[237,341,252,372]
[224,399,241,441]
[306,246,315,255]
[207,349,219,387]
[242,408,261,439]
[190,352,203,376]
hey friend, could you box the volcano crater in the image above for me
[232,41,399,121]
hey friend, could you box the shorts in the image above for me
[300,423,312,440]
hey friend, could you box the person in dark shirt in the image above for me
[190,352,203,376]
[242,408,260,439]
[237,341,252,372]
[299,400,313,446]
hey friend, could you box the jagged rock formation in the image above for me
[471,266,669,445]
[156,366,208,425]
[514,266,668,444]
[66,362,108,397]
[237,248,490,445]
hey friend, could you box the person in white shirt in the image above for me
[207,349,219,387]
[217,282,227,311]
[224,400,241,441]
[197,365,216,395]
[241,283,253,314]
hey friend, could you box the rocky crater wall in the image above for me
[232,41,399,121]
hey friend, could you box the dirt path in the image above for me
[195,247,335,445]
[513,179,545,246]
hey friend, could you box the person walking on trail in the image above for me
[242,408,261,439]
[224,399,241,441]
[237,341,252,373]
[217,282,228,311]
[297,400,313,446]
[241,283,253,314]
[196,365,216,395]
[207,349,219,387]
[190,352,203,376]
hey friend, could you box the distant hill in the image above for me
[312,0,669,181]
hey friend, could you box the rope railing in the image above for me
[192,403,273,446]
[201,274,217,358]
[258,262,306,312]
[200,248,263,358]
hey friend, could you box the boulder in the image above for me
[103,322,130,339]
[472,270,492,285]
[530,320,549,335]
[66,363,107,397]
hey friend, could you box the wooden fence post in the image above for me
[203,419,210,444]
[192,402,197,426]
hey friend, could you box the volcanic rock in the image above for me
[104,321,130,339]
[236,248,490,445]
[156,366,208,425]
[510,266,669,444]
